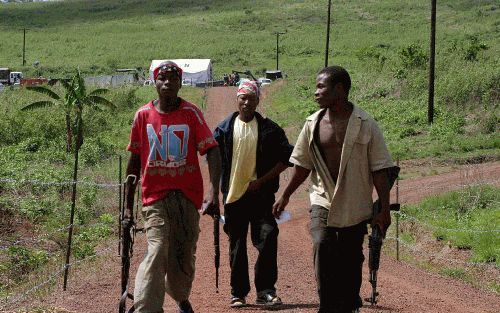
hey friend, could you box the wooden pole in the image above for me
[325,0,332,67]
[396,158,400,261]
[22,28,26,66]
[276,32,279,70]
[118,155,122,256]
[275,32,285,71]
[428,0,437,124]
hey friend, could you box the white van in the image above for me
[258,78,272,86]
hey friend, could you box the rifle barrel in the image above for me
[214,215,220,293]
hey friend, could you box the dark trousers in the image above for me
[310,205,367,313]
[223,192,279,298]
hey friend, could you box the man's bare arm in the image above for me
[372,169,391,237]
[203,147,222,216]
[272,165,311,218]
[247,162,289,192]
[124,153,141,220]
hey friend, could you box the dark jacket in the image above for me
[213,111,293,198]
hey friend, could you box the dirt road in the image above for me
[11,86,499,313]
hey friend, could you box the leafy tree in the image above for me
[22,70,115,152]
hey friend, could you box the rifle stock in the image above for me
[365,166,400,306]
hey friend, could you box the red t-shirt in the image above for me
[127,99,218,208]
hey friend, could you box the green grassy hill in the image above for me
[1,0,498,160]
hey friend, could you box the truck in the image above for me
[0,68,23,86]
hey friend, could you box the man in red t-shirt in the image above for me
[124,61,221,313]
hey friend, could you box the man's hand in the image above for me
[272,195,289,219]
[372,169,392,239]
[371,209,391,238]
[121,216,135,229]
[247,179,263,193]
[201,194,220,217]
[122,171,138,231]
[205,147,221,217]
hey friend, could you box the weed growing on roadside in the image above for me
[403,185,499,265]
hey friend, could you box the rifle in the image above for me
[365,166,400,306]
[119,175,138,313]
[214,214,220,293]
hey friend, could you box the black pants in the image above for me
[223,192,279,298]
[310,205,367,313]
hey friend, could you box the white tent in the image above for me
[149,59,213,86]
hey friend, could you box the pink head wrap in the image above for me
[237,79,260,98]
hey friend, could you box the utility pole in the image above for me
[23,28,26,66]
[428,0,436,124]
[275,31,286,70]
[325,0,332,67]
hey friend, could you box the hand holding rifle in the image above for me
[202,146,222,293]
[201,200,221,293]
[366,166,400,306]
[119,174,138,313]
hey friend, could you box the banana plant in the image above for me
[22,70,116,152]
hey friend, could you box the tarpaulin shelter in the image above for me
[149,59,213,86]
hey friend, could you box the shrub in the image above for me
[6,247,49,280]
[464,35,488,61]
[399,44,428,69]
[73,214,113,259]
[80,136,116,166]
[18,196,52,222]
[356,45,388,67]
[429,110,465,139]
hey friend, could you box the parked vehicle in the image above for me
[257,77,272,86]
[0,68,23,85]
[21,77,48,86]
[265,70,282,80]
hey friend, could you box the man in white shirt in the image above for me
[273,66,394,313]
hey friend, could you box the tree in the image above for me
[22,70,116,290]
[22,70,115,152]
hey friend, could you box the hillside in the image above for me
[1,0,498,160]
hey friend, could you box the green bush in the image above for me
[80,136,116,166]
[464,35,488,61]
[73,213,114,259]
[18,196,52,221]
[429,110,465,139]
[356,45,388,67]
[6,247,49,280]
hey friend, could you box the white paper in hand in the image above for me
[219,211,291,225]
[275,210,291,224]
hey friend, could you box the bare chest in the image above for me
[316,118,350,180]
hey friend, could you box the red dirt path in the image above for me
[9,86,499,313]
